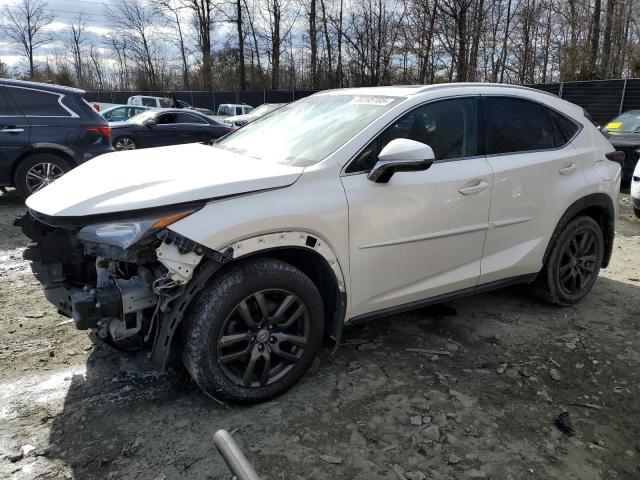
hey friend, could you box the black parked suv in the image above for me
[0,79,113,197]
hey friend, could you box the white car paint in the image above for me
[26,143,304,217]
[27,83,620,324]
[632,160,640,215]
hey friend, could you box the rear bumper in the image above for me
[74,144,113,165]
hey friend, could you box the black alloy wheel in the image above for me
[182,258,324,404]
[557,229,599,296]
[217,289,309,387]
[533,215,604,305]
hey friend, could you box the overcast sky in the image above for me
[0,0,216,71]
[0,0,116,67]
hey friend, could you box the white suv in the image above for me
[19,84,621,404]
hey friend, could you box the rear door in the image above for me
[0,86,30,186]
[479,96,588,284]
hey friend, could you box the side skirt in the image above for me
[346,273,537,326]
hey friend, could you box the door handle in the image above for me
[459,179,490,195]
[0,127,24,134]
[558,163,578,175]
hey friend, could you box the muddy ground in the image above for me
[0,189,638,480]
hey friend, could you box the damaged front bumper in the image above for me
[17,210,231,368]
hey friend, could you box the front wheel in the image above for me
[182,258,325,404]
[533,216,604,305]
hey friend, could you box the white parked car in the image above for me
[217,103,254,116]
[19,84,621,404]
[631,160,640,217]
[224,103,286,128]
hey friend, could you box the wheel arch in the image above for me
[543,193,615,268]
[12,148,76,187]
[225,231,348,344]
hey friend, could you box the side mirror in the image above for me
[144,119,157,127]
[367,138,435,183]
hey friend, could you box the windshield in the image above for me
[215,94,401,166]
[127,110,156,124]
[605,113,640,133]
[246,103,283,118]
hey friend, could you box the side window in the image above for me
[485,97,555,154]
[346,97,478,173]
[0,88,18,115]
[105,107,124,121]
[157,113,176,124]
[141,97,157,107]
[176,113,206,124]
[236,107,243,115]
[5,87,70,116]
[545,107,580,147]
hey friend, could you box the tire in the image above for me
[533,216,604,306]
[205,137,216,146]
[14,153,71,198]
[634,207,640,219]
[182,258,325,404]
[113,136,137,151]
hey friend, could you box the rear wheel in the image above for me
[114,136,136,151]
[14,154,71,198]
[533,216,604,305]
[182,258,324,404]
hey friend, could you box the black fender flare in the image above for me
[542,193,615,269]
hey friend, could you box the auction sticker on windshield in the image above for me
[349,96,397,106]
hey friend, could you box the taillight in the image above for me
[92,103,100,112]
[605,151,625,163]
[85,126,111,138]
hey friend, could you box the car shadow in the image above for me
[44,274,640,479]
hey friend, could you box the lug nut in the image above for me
[269,336,276,344]
[258,344,264,351]
[251,336,256,342]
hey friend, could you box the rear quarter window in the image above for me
[545,107,580,147]
[6,87,71,116]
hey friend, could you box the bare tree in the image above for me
[67,15,86,87]
[107,0,160,89]
[3,0,53,78]
[152,0,191,89]
[181,0,216,89]
[265,0,283,89]
[588,0,602,78]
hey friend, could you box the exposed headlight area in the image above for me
[77,210,196,249]
[17,207,227,352]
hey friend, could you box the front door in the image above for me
[341,97,494,319]
[143,113,179,147]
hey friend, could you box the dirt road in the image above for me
[1,190,639,480]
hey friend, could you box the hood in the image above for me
[26,143,304,217]
[605,132,640,149]
[226,114,250,122]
